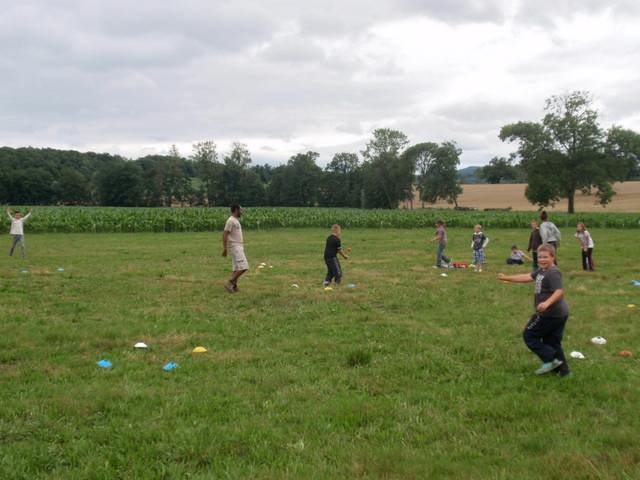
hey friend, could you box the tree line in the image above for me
[1,91,638,212]
[0,130,464,209]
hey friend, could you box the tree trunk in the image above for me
[567,191,575,213]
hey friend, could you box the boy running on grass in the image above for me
[7,208,32,258]
[323,224,351,287]
[222,205,248,293]
[470,224,489,272]
[430,220,450,268]
[497,244,571,377]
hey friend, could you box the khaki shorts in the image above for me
[230,245,249,272]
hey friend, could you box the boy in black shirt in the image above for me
[497,244,571,377]
[323,224,351,287]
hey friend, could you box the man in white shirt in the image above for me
[7,208,32,258]
[222,204,248,293]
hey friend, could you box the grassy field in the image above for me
[1,229,639,479]
[408,181,640,212]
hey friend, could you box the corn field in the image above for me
[3,207,639,233]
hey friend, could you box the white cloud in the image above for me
[0,0,639,167]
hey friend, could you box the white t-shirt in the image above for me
[575,231,595,249]
[8,212,31,235]
[224,215,243,247]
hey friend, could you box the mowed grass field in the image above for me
[414,181,640,212]
[1,228,639,479]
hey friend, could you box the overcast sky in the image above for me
[1,0,639,167]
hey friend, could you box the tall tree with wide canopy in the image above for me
[404,141,463,207]
[500,91,638,212]
[361,129,414,208]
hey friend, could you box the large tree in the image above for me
[361,129,413,208]
[500,91,638,212]
[404,141,463,207]
[319,152,362,207]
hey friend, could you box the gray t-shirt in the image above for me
[530,266,569,317]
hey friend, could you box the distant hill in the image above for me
[457,166,483,184]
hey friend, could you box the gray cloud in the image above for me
[0,0,639,166]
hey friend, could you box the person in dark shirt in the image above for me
[497,244,571,377]
[527,220,543,269]
[323,224,351,287]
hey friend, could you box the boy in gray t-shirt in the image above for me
[497,244,570,377]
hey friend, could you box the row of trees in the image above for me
[1,91,638,212]
[0,131,465,209]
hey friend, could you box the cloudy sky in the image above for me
[1,0,639,167]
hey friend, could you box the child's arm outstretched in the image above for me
[339,246,352,260]
[6,208,13,220]
[522,251,532,262]
[23,208,33,220]
[497,272,533,283]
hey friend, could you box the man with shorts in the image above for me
[222,205,248,293]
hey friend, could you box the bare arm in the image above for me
[23,210,32,220]
[338,246,352,260]
[6,208,13,220]
[222,230,229,256]
[497,272,534,283]
[522,252,533,262]
[537,288,564,313]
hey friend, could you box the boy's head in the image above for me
[436,219,444,227]
[474,224,482,233]
[530,220,538,229]
[537,243,556,269]
[14,211,22,219]
[230,204,243,218]
[511,245,518,252]
[576,222,585,232]
[540,211,548,221]
[331,224,341,236]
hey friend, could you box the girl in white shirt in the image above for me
[575,222,595,271]
[7,208,32,258]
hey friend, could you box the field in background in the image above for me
[414,181,640,212]
[1,229,639,478]
[3,206,639,233]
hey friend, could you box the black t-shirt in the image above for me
[531,266,569,317]
[324,234,341,259]
[472,232,487,250]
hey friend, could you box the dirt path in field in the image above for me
[403,181,640,212]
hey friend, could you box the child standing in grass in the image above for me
[470,224,489,272]
[574,223,595,271]
[430,220,450,268]
[540,211,561,263]
[527,220,543,270]
[323,224,350,287]
[7,208,32,258]
[497,244,571,377]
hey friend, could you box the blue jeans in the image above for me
[9,234,26,258]
[437,243,450,267]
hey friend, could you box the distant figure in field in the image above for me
[222,205,248,293]
[574,222,595,271]
[470,224,489,272]
[527,220,543,270]
[430,219,450,268]
[497,244,571,377]
[323,224,351,287]
[7,208,32,258]
[506,245,532,265]
[539,211,561,264]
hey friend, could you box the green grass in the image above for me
[1,228,639,479]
